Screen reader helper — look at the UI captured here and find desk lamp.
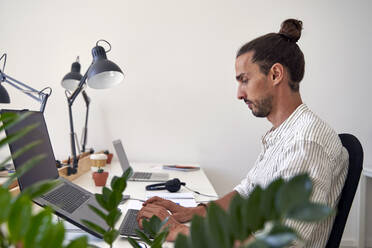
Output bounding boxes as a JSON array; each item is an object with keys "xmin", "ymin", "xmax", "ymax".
[
  {"xmin": 61, "ymin": 40, "xmax": 124, "ymax": 175},
  {"xmin": 62, "ymin": 57, "xmax": 91, "ymax": 154},
  {"xmin": 0, "ymin": 53, "xmax": 52, "ymax": 112}
]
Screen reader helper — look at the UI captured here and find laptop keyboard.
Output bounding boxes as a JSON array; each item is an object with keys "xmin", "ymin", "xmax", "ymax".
[
  {"xmin": 119, "ymin": 209, "xmax": 150, "ymax": 237},
  {"xmin": 41, "ymin": 183, "xmax": 90, "ymax": 214},
  {"xmin": 132, "ymin": 172, "xmax": 152, "ymax": 180}
]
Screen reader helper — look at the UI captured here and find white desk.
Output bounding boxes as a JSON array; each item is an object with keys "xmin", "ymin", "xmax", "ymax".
[{"xmin": 66, "ymin": 162, "xmax": 218, "ymax": 247}]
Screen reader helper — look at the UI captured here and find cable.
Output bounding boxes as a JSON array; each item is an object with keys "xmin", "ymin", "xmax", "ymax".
[
  {"xmin": 183, "ymin": 185, "xmax": 218, "ymax": 198},
  {"xmin": 129, "ymin": 197, "xmax": 145, "ymax": 202}
]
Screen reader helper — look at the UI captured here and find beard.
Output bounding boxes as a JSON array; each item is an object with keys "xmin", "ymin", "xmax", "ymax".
[{"xmin": 247, "ymin": 95, "xmax": 273, "ymax": 118}]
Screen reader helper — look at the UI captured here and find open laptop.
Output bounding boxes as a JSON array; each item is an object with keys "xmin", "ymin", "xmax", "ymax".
[
  {"xmin": 2, "ymin": 110, "xmax": 108, "ymax": 238},
  {"xmin": 112, "ymin": 139, "xmax": 168, "ymax": 182}
]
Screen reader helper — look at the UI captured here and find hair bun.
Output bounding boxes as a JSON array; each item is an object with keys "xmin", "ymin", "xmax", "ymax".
[{"xmin": 279, "ymin": 19, "xmax": 303, "ymax": 42}]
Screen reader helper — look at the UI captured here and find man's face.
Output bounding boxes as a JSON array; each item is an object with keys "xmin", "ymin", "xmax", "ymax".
[{"xmin": 235, "ymin": 51, "xmax": 273, "ymax": 118}]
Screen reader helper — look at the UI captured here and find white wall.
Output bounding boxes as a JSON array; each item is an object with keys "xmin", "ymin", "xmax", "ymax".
[{"xmin": 1, "ymin": 0, "xmax": 371, "ymax": 245}]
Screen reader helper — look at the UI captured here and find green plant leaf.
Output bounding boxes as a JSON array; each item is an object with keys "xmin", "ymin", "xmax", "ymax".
[
  {"xmin": 0, "ymin": 112, "xmax": 18, "ymax": 123},
  {"xmin": 8, "ymin": 195, "xmax": 32, "ymax": 242},
  {"xmin": 190, "ymin": 215, "xmax": 209, "ymax": 248},
  {"xmin": 0, "ymin": 187, "xmax": 12, "ymax": 223},
  {"xmin": 244, "ymin": 186, "xmax": 265, "ymax": 232},
  {"xmin": 0, "ymin": 140, "xmax": 41, "ymax": 169},
  {"xmin": 286, "ymin": 202, "xmax": 333, "ymax": 222},
  {"xmin": 228, "ymin": 193, "xmax": 246, "ymax": 241},
  {"xmin": 108, "ymin": 191, "xmax": 122, "ymax": 211},
  {"xmin": 3, "ymin": 154, "xmax": 46, "ymax": 188},
  {"xmin": 246, "ymin": 239, "xmax": 270, "ymax": 248},
  {"xmin": 152, "ymin": 230, "xmax": 169, "ymax": 247},
  {"xmin": 106, "ymin": 208, "xmax": 122, "ymax": 227},
  {"xmin": 65, "ymin": 236, "xmax": 88, "ymax": 248},
  {"xmin": 0, "ymin": 122, "xmax": 39, "ymax": 148},
  {"xmin": 43, "ymin": 221, "xmax": 66, "ymax": 248},
  {"xmin": 134, "ymin": 229, "xmax": 152, "ymax": 245},
  {"xmin": 81, "ymin": 220, "xmax": 107, "ymax": 235},
  {"xmin": 21, "ymin": 179, "xmax": 60, "ymax": 199},
  {"xmin": 0, "ymin": 112, "xmax": 31, "ymax": 133},
  {"xmin": 24, "ymin": 207, "xmax": 53, "ymax": 248},
  {"xmin": 101, "ymin": 186, "xmax": 115, "ymax": 210},
  {"xmin": 110, "ymin": 176, "xmax": 119, "ymax": 190},
  {"xmin": 122, "ymin": 167, "xmax": 133, "ymax": 181},
  {"xmin": 111, "ymin": 175, "xmax": 127, "ymax": 194},
  {"xmin": 95, "ymin": 193, "xmax": 109, "ymax": 211},
  {"xmin": 257, "ymin": 224, "xmax": 297, "ymax": 248},
  {"xmin": 260, "ymin": 178, "xmax": 284, "ymax": 221},
  {"xmin": 175, "ymin": 234, "xmax": 190, "ymax": 248},
  {"xmin": 128, "ymin": 237, "xmax": 143, "ymax": 248},
  {"xmin": 207, "ymin": 202, "xmax": 231, "ymax": 248},
  {"xmin": 88, "ymin": 204, "xmax": 108, "ymax": 222},
  {"xmin": 276, "ymin": 174, "xmax": 312, "ymax": 215},
  {"xmin": 103, "ymin": 229, "xmax": 119, "ymax": 245},
  {"xmin": 142, "ymin": 215, "xmax": 162, "ymax": 237}
]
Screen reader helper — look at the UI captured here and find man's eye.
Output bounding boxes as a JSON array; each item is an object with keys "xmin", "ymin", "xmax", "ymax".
[{"xmin": 242, "ymin": 79, "xmax": 249, "ymax": 84}]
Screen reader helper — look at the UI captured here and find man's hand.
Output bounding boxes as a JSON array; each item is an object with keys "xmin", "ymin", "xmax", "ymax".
[
  {"xmin": 143, "ymin": 196, "xmax": 199, "ymax": 222},
  {"xmin": 136, "ymin": 203, "xmax": 189, "ymax": 242}
]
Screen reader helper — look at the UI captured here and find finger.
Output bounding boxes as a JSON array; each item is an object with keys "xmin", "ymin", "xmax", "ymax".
[
  {"xmin": 137, "ymin": 204, "xmax": 160, "ymax": 222},
  {"xmin": 139, "ymin": 210, "xmax": 156, "ymax": 219},
  {"xmin": 137, "ymin": 207, "xmax": 154, "ymax": 221},
  {"xmin": 151, "ymin": 199, "xmax": 179, "ymax": 211},
  {"xmin": 138, "ymin": 217, "xmax": 145, "ymax": 229},
  {"xmin": 143, "ymin": 196, "xmax": 164, "ymax": 206}
]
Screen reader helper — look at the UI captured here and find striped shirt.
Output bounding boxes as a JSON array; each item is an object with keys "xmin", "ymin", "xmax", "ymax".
[{"xmin": 234, "ymin": 104, "xmax": 349, "ymax": 247}]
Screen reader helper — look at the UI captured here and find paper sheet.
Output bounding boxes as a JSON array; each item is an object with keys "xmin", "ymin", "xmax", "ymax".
[
  {"xmin": 146, "ymin": 192, "xmax": 194, "ymax": 199},
  {"xmin": 145, "ymin": 192, "xmax": 197, "ymax": 207}
]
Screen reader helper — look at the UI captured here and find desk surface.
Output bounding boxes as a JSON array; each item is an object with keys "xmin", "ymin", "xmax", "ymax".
[
  {"xmin": 65, "ymin": 162, "xmax": 218, "ymax": 247},
  {"xmin": 363, "ymin": 168, "xmax": 372, "ymax": 178}
]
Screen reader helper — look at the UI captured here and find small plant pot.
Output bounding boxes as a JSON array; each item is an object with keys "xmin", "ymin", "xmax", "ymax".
[
  {"xmin": 106, "ymin": 153, "xmax": 113, "ymax": 164},
  {"xmin": 92, "ymin": 171, "xmax": 109, "ymax": 186}
]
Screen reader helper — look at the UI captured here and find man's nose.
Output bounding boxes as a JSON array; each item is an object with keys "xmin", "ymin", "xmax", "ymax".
[{"xmin": 237, "ymin": 87, "xmax": 246, "ymax": 100}]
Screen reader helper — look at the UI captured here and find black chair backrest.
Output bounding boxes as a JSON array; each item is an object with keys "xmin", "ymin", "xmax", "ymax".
[{"xmin": 326, "ymin": 133, "xmax": 363, "ymax": 248}]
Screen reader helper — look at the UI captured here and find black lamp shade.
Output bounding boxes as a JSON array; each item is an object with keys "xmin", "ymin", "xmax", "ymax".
[
  {"xmin": 0, "ymin": 83, "xmax": 10, "ymax": 103},
  {"xmin": 61, "ymin": 61, "xmax": 83, "ymax": 91},
  {"xmin": 86, "ymin": 46, "xmax": 124, "ymax": 89}
]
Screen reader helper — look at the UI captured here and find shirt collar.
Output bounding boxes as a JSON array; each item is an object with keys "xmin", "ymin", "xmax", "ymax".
[{"xmin": 262, "ymin": 103, "xmax": 308, "ymax": 146}]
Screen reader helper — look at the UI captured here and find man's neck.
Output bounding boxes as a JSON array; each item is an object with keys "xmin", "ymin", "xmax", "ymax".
[{"xmin": 267, "ymin": 93, "xmax": 303, "ymax": 128}]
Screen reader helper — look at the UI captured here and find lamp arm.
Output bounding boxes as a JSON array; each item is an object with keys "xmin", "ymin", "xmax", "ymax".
[
  {"xmin": 39, "ymin": 92, "xmax": 50, "ymax": 113},
  {"xmin": 1, "ymin": 72, "xmax": 52, "ymax": 113},
  {"xmin": 81, "ymin": 90, "xmax": 90, "ymax": 153},
  {"xmin": 66, "ymin": 65, "xmax": 90, "ymax": 174},
  {"xmin": 67, "ymin": 96, "xmax": 78, "ymax": 174},
  {"xmin": 68, "ymin": 64, "xmax": 91, "ymax": 105}
]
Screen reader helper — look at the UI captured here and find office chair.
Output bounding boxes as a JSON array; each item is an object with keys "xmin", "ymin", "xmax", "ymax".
[{"xmin": 325, "ymin": 133, "xmax": 364, "ymax": 248}]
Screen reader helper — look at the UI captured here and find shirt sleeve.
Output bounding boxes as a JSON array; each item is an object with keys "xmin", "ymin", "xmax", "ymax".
[
  {"xmin": 233, "ymin": 159, "xmax": 260, "ymax": 197},
  {"xmin": 274, "ymin": 140, "xmax": 336, "ymax": 246}
]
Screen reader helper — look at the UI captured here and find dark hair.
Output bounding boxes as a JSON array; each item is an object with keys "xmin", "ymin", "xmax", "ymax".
[{"xmin": 236, "ymin": 19, "xmax": 305, "ymax": 92}]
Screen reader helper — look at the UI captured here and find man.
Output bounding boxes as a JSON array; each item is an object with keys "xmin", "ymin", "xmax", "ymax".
[{"xmin": 137, "ymin": 19, "xmax": 349, "ymax": 247}]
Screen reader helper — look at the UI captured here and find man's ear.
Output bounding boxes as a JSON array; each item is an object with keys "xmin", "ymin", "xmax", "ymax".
[{"xmin": 270, "ymin": 63, "xmax": 284, "ymax": 86}]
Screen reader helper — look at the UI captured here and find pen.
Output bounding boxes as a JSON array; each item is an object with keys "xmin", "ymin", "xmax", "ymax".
[{"xmin": 164, "ymin": 165, "xmax": 198, "ymax": 169}]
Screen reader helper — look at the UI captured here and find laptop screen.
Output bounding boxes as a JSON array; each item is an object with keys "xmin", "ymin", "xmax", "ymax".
[
  {"xmin": 2, "ymin": 110, "xmax": 59, "ymax": 190},
  {"xmin": 112, "ymin": 139, "xmax": 130, "ymax": 172}
]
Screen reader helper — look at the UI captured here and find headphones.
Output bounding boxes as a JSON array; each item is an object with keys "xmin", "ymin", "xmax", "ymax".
[{"xmin": 145, "ymin": 178, "xmax": 186, "ymax": 193}]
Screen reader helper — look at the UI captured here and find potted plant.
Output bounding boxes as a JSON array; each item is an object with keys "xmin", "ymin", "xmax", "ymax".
[
  {"xmin": 104, "ymin": 150, "xmax": 114, "ymax": 164},
  {"xmin": 92, "ymin": 167, "xmax": 109, "ymax": 186}
]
